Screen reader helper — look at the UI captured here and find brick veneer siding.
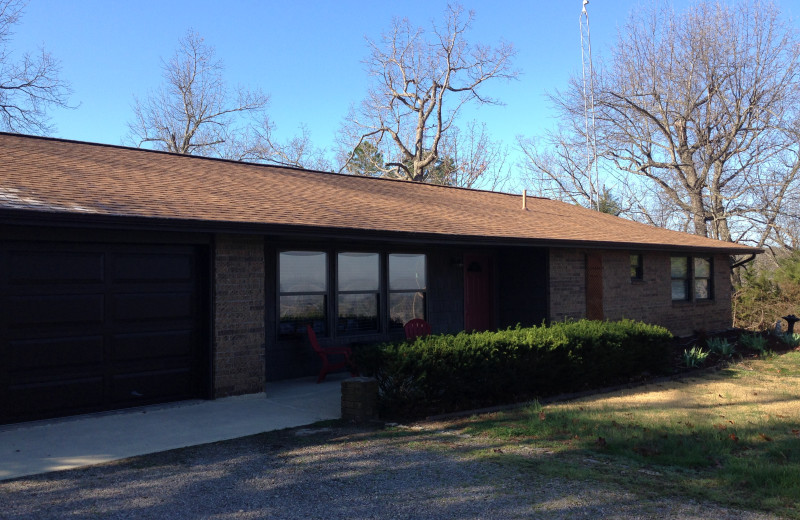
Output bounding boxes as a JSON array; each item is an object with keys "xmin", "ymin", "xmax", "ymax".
[
  {"xmin": 213, "ymin": 234, "xmax": 266, "ymax": 396},
  {"xmin": 549, "ymin": 248, "xmax": 733, "ymax": 337},
  {"xmin": 549, "ymin": 248, "xmax": 587, "ymax": 322}
]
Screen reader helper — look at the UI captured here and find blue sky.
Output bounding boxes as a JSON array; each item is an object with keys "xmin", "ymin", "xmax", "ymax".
[{"xmin": 13, "ymin": 0, "xmax": 786, "ymax": 180}]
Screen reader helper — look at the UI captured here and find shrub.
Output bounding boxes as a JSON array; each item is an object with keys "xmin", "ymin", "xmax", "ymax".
[
  {"xmin": 356, "ymin": 319, "xmax": 673, "ymax": 418},
  {"xmin": 733, "ymin": 252, "xmax": 800, "ymax": 330}
]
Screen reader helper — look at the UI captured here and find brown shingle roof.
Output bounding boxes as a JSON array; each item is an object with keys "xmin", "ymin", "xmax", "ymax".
[{"xmin": 0, "ymin": 133, "xmax": 760, "ymax": 254}]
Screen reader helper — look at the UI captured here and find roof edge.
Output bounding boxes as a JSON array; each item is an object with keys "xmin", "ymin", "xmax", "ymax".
[{"xmin": 0, "ymin": 208, "xmax": 764, "ymax": 255}]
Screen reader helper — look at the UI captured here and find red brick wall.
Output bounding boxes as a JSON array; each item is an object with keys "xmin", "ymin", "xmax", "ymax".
[
  {"xmin": 213, "ymin": 234, "xmax": 266, "ymax": 396},
  {"xmin": 549, "ymin": 248, "xmax": 733, "ymax": 337}
]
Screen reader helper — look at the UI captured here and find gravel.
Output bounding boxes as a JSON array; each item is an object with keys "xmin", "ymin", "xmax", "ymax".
[{"xmin": 0, "ymin": 423, "xmax": 783, "ymax": 520}]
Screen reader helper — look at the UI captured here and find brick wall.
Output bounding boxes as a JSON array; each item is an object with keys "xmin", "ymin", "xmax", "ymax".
[
  {"xmin": 213, "ymin": 234, "xmax": 266, "ymax": 396},
  {"xmin": 549, "ymin": 248, "xmax": 587, "ymax": 322},
  {"xmin": 549, "ymin": 248, "xmax": 733, "ymax": 337}
]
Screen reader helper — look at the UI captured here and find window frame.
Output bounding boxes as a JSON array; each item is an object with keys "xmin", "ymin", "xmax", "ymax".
[
  {"xmin": 276, "ymin": 248, "xmax": 428, "ymax": 340},
  {"xmin": 630, "ymin": 253, "xmax": 644, "ymax": 281},
  {"xmin": 336, "ymin": 251, "xmax": 382, "ymax": 335},
  {"xmin": 670, "ymin": 255, "xmax": 714, "ymax": 302},
  {"xmin": 388, "ymin": 253, "xmax": 428, "ymax": 329},
  {"xmin": 278, "ymin": 250, "xmax": 329, "ymax": 337},
  {"xmin": 693, "ymin": 256, "xmax": 713, "ymax": 301}
]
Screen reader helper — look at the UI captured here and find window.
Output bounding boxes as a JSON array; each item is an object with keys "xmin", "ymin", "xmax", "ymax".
[
  {"xmin": 694, "ymin": 257, "xmax": 712, "ymax": 300},
  {"xmin": 277, "ymin": 250, "xmax": 427, "ymax": 339},
  {"xmin": 337, "ymin": 252, "xmax": 380, "ymax": 334},
  {"xmin": 630, "ymin": 254, "xmax": 643, "ymax": 281},
  {"xmin": 279, "ymin": 251, "xmax": 327, "ymax": 336},
  {"xmin": 671, "ymin": 257, "xmax": 689, "ymax": 300},
  {"xmin": 389, "ymin": 253, "xmax": 427, "ymax": 328},
  {"xmin": 671, "ymin": 255, "xmax": 713, "ymax": 301}
]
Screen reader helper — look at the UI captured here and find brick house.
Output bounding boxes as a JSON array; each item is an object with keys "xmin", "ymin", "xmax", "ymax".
[{"xmin": 0, "ymin": 133, "xmax": 760, "ymax": 423}]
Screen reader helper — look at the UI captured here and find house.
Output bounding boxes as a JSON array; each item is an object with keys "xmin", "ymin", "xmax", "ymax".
[{"xmin": 0, "ymin": 133, "xmax": 760, "ymax": 423}]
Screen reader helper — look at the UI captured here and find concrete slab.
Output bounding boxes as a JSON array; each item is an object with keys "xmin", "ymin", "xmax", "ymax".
[{"xmin": 0, "ymin": 374, "xmax": 347, "ymax": 481}]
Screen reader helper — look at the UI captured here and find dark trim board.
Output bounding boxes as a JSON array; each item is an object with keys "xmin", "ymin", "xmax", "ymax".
[{"xmin": 0, "ymin": 239, "xmax": 211, "ymax": 424}]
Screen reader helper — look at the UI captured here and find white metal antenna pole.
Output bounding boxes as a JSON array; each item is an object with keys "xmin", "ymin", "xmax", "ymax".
[{"xmin": 580, "ymin": 0, "xmax": 600, "ymax": 211}]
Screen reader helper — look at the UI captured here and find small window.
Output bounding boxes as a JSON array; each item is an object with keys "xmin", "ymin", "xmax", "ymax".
[
  {"xmin": 694, "ymin": 257, "xmax": 712, "ymax": 300},
  {"xmin": 337, "ymin": 252, "xmax": 380, "ymax": 334},
  {"xmin": 388, "ymin": 253, "xmax": 426, "ymax": 328},
  {"xmin": 279, "ymin": 251, "xmax": 327, "ymax": 336},
  {"xmin": 630, "ymin": 254, "xmax": 643, "ymax": 281},
  {"xmin": 670, "ymin": 256, "xmax": 689, "ymax": 301}
]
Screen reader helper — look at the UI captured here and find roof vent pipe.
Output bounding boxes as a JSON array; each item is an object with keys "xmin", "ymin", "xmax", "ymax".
[{"xmin": 522, "ymin": 189, "xmax": 527, "ymax": 210}]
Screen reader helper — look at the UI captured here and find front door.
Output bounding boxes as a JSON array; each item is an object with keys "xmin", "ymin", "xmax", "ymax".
[{"xmin": 464, "ymin": 254, "xmax": 494, "ymax": 332}]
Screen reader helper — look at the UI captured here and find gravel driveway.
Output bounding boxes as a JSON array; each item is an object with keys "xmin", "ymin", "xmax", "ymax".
[{"xmin": 0, "ymin": 423, "xmax": 782, "ymax": 520}]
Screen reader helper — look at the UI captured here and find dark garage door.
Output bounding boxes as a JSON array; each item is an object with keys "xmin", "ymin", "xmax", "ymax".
[{"xmin": 0, "ymin": 242, "xmax": 209, "ymax": 424}]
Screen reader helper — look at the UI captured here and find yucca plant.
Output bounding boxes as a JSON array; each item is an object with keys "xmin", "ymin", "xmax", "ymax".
[
  {"xmin": 683, "ymin": 346, "xmax": 709, "ymax": 368},
  {"xmin": 707, "ymin": 337, "xmax": 736, "ymax": 358},
  {"xmin": 739, "ymin": 332, "xmax": 768, "ymax": 354}
]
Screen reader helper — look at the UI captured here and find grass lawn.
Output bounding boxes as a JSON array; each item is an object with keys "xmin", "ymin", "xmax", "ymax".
[{"xmin": 433, "ymin": 351, "xmax": 800, "ymax": 518}]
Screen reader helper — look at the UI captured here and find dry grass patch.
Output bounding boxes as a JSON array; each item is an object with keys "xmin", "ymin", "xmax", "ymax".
[{"xmin": 455, "ymin": 352, "xmax": 800, "ymax": 518}]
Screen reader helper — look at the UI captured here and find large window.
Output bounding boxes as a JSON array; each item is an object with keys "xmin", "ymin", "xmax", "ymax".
[
  {"xmin": 279, "ymin": 251, "xmax": 327, "ymax": 336},
  {"xmin": 278, "ymin": 250, "xmax": 427, "ymax": 338},
  {"xmin": 337, "ymin": 252, "xmax": 380, "ymax": 334},
  {"xmin": 388, "ymin": 253, "xmax": 427, "ymax": 328},
  {"xmin": 671, "ymin": 256, "xmax": 713, "ymax": 301}
]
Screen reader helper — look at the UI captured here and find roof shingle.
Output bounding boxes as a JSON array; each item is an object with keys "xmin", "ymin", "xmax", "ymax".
[{"xmin": 0, "ymin": 133, "xmax": 760, "ymax": 254}]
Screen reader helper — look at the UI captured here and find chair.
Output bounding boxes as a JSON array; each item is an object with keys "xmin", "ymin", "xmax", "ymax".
[
  {"xmin": 404, "ymin": 318, "xmax": 432, "ymax": 340},
  {"xmin": 306, "ymin": 325, "xmax": 358, "ymax": 383}
]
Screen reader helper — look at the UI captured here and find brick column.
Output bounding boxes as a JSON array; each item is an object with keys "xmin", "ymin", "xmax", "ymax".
[{"xmin": 213, "ymin": 234, "xmax": 266, "ymax": 396}]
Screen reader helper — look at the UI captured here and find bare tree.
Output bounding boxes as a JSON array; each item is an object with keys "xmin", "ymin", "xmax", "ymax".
[
  {"xmin": 531, "ymin": 0, "xmax": 800, "ymax": 246},
  {"xmin": 338, "ymin": 4, "xmax": 516, "ymax": 185},
  {"xmin": 0, "ymin": 0, "xmax": 71, "ymax": 134},
  {"xmin": 126, "ymin": 30, "xmax": 269, "ymax": 157},
  {"xmin": 247, "ymin": 117, "xmax": 331, "ymax": 171},
  {"xmin": 440, "ymin": 120, "xmax": 511, "ymax": 190},
  {"xmin": 517, "ymin": 129, "xmax": 601, "ymax": 209}
]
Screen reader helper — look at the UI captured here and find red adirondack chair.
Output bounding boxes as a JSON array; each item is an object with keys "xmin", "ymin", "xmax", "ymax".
[
  {"xmin": 306, "ymin": 325, "xmax": 358, "ymax": 383},
  {"xmin": 404, "ymin": 318, "xmax": 432, "ymax": 340}
]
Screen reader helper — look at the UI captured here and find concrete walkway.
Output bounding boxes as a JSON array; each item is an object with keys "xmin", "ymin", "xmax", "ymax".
[{"xmin": 0, "ymin": 373, "xmax": 347, "ymax": 481}]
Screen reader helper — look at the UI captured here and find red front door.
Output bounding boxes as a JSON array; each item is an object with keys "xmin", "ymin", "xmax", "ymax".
[{"xmin": 464, "ymin": 254, "xmax": 494, "ymax": 332}]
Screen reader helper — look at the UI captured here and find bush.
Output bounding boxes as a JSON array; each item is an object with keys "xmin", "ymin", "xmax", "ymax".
[
  {"xmin": 355, "ymin": 319, "xmax": 673, "ymax": 418},
  {"xmin": 734, "ymin": 251, "xmax": 800, "ymax": 331}
]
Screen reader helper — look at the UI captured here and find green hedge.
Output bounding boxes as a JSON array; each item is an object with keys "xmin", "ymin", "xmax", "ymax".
[{"xmin": 354, "ymin": 319, "xmax": 673, "ymax": 418}]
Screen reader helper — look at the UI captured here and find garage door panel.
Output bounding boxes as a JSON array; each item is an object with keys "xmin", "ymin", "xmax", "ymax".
[
  {"xmin": 112, "ymin": 253, "xmax": 194, "ymax": 282},
  {"xmin": 113, "ymin": 292, "xmax": 193, "ymax": 322},
  {"xmin": 8, "ymin": 336, "xmax": 104, "ymax": 370},
  {"xmin": 9, "ymin": 251, "xmax": 104, "ymax": 285},
  {"xmin": 1, "ymin": 241, "xmax": 209, "ymax": 424},
  {"xmin": 111, "ymin": 368, "xmax": 194, "ymax": 403},
  {"xmin": 112, "ymin": 330, "xmax": 193, "ymax": 361},
  {"xmin": 9, "ymin": 294, "xmax": 105, "ymax": 327},
  {"xmin": 5, "ymin": 377, "xmax": 105, "ymax": 416}
]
